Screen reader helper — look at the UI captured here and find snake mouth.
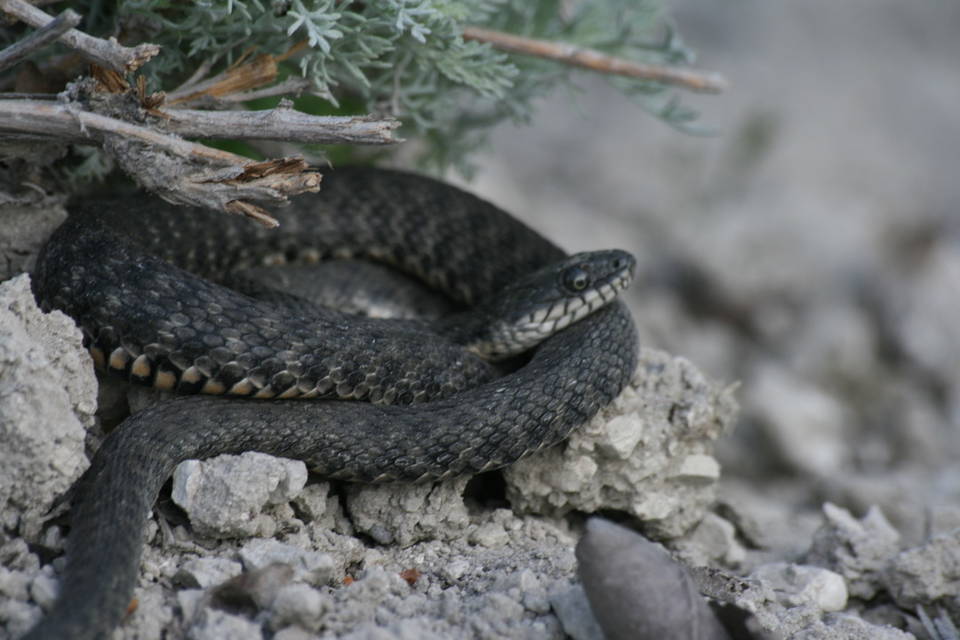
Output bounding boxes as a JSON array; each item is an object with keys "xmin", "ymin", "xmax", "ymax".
[
  {"xmin": 458, "ymin": 251, "xmax": 634, "ymax": 361},
  {"xmin": 521, "ymin": 267, "xmax": 634, "ymax": 337}
]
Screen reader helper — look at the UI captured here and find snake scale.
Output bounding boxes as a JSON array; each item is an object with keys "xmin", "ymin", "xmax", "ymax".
[{"xmin": 24, "ymin": 167, "xmax": 639, "ymax": 639}]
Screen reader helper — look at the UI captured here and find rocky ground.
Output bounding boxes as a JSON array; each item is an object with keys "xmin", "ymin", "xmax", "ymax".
[{"xmin": 2, "ymin": 1, "xmax": 959, "ymax": 639}]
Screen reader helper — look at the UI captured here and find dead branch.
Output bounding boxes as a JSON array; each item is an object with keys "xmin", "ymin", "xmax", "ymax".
[
  {"xmin": 462, "ymin": 26, "xmax": 728, "ymax": 93},
  {"xmin": 0, "ymin": 8, "xmax": 81, "ymax": 72},
  {"xmin": 0, "ymin": 0, "xmax": 159, "ymax": 72},
  {"xmin": 0, "ymin": 98, "xmax": 322, "ymax": 226},
  {"xmin": 207, "ymin": 77, "xmax": 314, "ymax": 105},
  {"xmin": 156, "ymin": 102, "xmax": 401, "ymax": 145},
  {"xmin": 165, "ymin": 53, "xmax": 281, "ymax": 106}
]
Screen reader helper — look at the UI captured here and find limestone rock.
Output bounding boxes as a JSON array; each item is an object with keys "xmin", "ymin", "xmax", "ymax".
[
  {"xmin": 0, "ymin": 274, "xmax": 96, "ymax": 541},
  {"xmin": 171, "ymin": 452, "xmax": 308, "ymax": 538},
  {"xmin": 505, "ymin": 348, "xmax": 736, "ymax": 539}
]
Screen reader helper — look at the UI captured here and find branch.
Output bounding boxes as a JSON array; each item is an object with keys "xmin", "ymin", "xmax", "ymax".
[
  {"xmin": 0, "ymin": 99, "xmax": 321, "ymax": 226},
  {"xmin": 0, "ymin": 0, "xmax": 159, "ymax": 72},
  {"xmin": 156, "ymin": 103, "xmax": 401, "ymax": 145},
  {"xmin": 204, "ymin": 77, "xmax": 314, "ymax": 105},
  {"xmin": 0, "ymin": 8, "xmax": 81, "ymax": 72},
  {"xmin": 462, "ymin": 26, "xmax": 728, "ymax": 93}
]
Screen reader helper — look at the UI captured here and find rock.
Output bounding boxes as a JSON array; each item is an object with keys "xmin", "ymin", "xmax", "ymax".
[
  {"xmin": 174, "ymin": 557, "xmax": 244, "ymax": 589},
  {"xmin": 238, "ymin": 539, "xmax": 335, "ymax": 587},
  {"xmin": 506, "ymin": 349, "xmax": 736, "ymax": 539},
  {"xmin": 550, "ymin": 584, "xmax": 605, "ymax": 640},
  {"xmin": 291, "ymin": 482, "xmax": 331, "ymax": 523},
  {"xmin": 0, "ymin": 198, "xmax": 66, "ymax": 281},
  {"xmin": 122, "ymin": 585, "xmax": 174, "ymax": 640},
  {"xmin": 209, "ymin": 563, "xmax": 295, "ymax": 613},
  {"xmin": 927, "ymin": 505, "xmax": 960, "ymax": 538},
  {"xmin": 745, "ymin": 363, "xmax": 851, "ymax": 477},
  {"xmin": 0, "ymin": 274, "xmax": 96, "ymax": 541},
  {"xmin": 468, "ymin": 521, "xmax": 510, "ymax": 548},
  {"xmin": 0, "ymin": 597, "xmax": 41, "ymax": 640},
  {"xmin": 793, "ymin": 613, "xmax": 917, "ymax": 640},
  {"xmin": 186, "ymin": 608, "xmax": 264, "ymax": 640},
  {"xmin": 269, "ymin": 583, "xmax": 328, "ymax": 633},
  {"xmin": 0, "ymin": 567, "xmax": 32, "ymax": 603},
  {"xmin": 674, "ymin": 512, "xmax": 746, "ymax": 568},
  {"xmin": 171, "ymin": 452, "xmax": 308, "ymax": 538},
  {"xmin": 805, "ymin": 503, "xmax": 900, "ymax": 600},
  {"xmin": 884, "ymin": 528, "xmax": 960, "ymax": 614},
  {"xmin": 892, "ymin": 242, "xmax": 960, "ymax": 404},
  {"xmin": 750, "ymin": 563, "xmax": 848, "ymax": 613},
  {"xmin": 576, "ymin": 518, "xmax": 730, "ymax": 640},
  {"xmin": 345, "ymin": 478, "xmax": 470, "ymax": 547},
  {"xmin": 27, "ymin": 570, "xmax": 58, "ymax": 611}
]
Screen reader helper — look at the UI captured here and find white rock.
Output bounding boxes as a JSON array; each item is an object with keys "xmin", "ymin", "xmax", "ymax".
[
  {"xmin": 174, "ymin": 557, "xmax": 243, "ymax": 589},
  {"xmin": 345, "ymin": 477, "xmax": 470, "ymax": 547},
  {"xmin": 171, "ymin": 452, "xmax": 308, "ymax": 538},
  {"xmin": 751, "ymin": 562, "xmax": 848, "ymax": 613},
  {"xmin": 505, "ymin": 349, "xmax": 737, "ymax": 539},
  {"xmin": 239, "ymin": 539, "xmax": 335, "ymax": 587},
  {"xmin": 0, "ymin": 275, "xmax": 96, "ymax": 541},
  {"xmin": 746, "ymin": 363, "xmax": 850, "ymax": 477}
]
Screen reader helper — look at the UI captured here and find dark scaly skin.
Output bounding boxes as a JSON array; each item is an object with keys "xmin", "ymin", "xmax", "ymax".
[{"xmin": 25, "ymin": 167, "xmax": 639, "ymax": 640}]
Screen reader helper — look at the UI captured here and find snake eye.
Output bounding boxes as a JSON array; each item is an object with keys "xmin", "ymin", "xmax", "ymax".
[{"xmin": 563, "ymin": 266, "xmax": 590, "ymax": 292}]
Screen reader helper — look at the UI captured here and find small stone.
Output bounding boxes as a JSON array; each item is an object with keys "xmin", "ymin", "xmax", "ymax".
[
  {"xmin": 516, "ymin": 570, "xmax": 550, "ymax": 614},
  {"xmin": 442, "ymin": 559, "xmax": 470, "ymax": 583},
  {"xmin": 598, "ymin": 415, "xmax": 644, "ymax": 459},
  {"xmin": 805, "ymin": 503, "xmax": 900, "ymax": 600},
  {"xmin": 270, "ymin": 583, "xmax": 326, "ymax": 632},
  {"xmin": 239, "ymin": 538, "xmax": 335, "ymax": 586},
  {"xmin": 345, "ymin": 478, "xmax": 469, "ymax": 547},
  {"xmin": 469, "ymin": 522, "xmax": 510, "ymax": 548},
  {"xmin": 576, "ymin": 518, "xmax": 730, "ymax": 640},
  {"xmin": 174, "ymin": 557, "xmax": 243, "ymax": 589},
  {"xmin": 29, "ymin": 571, "xmax": 59, "ymax": 611},
  {"xmin": 187, "ymin": 608, "xmax": 263, "ymax": 640},
  {"xmin": 0, "ymin": 567, "xmax": 31, "ymax": 601},
  {"xmin": 746, "ymin": 364, "xmax": 850, "ymax": 476},
  {"xmin": 751, "ymin": 563, "xmax": 848, "ymax": 613},
  {"xmin": 671, "ymin": 454, "xmax": 722, "ymax": 483},
  {"xmin": 883, "ymin": 528, "xmax": 960, "ymax": 608},
  {"xmin": 674, "ymin": 512, "xmax": 746, "ymax": 567},
  {"xmin": 272, "ymin": 626, "xmax": 315, "ymax": 640},
  {"xmin": 0, "ymin": 598, "xmax": 42, "ymax": 638},
  {"xmin": 177, "ymin": 589, "xmax": 205, "ymax": 624},
  {"xmin": 291, "ymin": 482, "xmax": 330, "ymax": 522},
  {"xmin": 927, "ymin": 504, "xmax": 960, "ymax": 537},
  {"xmin": 209, "ymin": 563, "xmax": 294, "ymax": 612},
  {"xmin": 549, "ymin": 584, "xmax": 606, "ymax": 640},
  {"xmin": 171, "ymin": 452, "xmax": 308, "ymax": 538}
]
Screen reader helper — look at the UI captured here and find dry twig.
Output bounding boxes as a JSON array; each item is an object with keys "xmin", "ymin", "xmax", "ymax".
[
  {"xmin": 0, "ymin": 0, "xmax": 159, "ymax": 72},
  {"xmin": 0, "ymin": 98, "xmax": 322, "ymax": 226},
  {"xmin": 157, "ymin": 103, "xmax": 400, "ymax": 145},
  {"xmin": 462, "ymin": 26, "xmax": 728, "ymax": 93},
  {"xmin": 0, "ymin": 8, "xmax": 81, "ymax": 72}
]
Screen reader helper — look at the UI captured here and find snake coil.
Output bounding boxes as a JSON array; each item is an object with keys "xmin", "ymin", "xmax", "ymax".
[{"xmin": 25, "ymin": 167, "xmax": 639, "ymax": 639}]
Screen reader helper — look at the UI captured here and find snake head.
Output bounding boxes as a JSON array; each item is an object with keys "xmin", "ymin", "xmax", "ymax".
[{"xmin": 450, "ymin": 249, "xmax": 636, "ymax": 360}]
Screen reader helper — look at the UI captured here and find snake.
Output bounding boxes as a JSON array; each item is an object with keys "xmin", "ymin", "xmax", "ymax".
[{"xmin": 23, "ymin": 167, "xmax": 639, "ymax": 640}]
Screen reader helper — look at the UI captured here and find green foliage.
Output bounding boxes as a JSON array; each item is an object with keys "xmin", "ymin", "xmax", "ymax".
[{"xmin": 16, "ymin": 1, "xmax": 704, "ymax": 173}]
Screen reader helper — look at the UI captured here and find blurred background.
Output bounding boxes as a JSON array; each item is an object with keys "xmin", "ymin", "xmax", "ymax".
[{"xmin": 454, "ymin": 0, "xmax": 960, "ymax": 549}]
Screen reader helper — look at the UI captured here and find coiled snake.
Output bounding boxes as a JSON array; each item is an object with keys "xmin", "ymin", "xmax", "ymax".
[{"xmin": 25, "ymin": 167, "xmax": 639, "ymax": 639}]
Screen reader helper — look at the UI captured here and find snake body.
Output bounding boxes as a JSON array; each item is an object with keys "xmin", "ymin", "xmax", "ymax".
[{"xmin": 25, "ymin": 167, "xmax": 639, "ymax": 639}]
